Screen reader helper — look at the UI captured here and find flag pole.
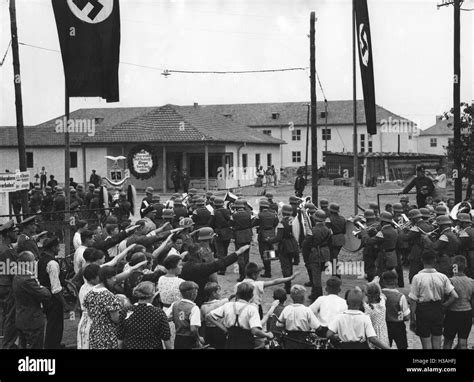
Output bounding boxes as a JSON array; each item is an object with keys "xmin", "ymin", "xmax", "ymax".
[
  {"xmin": 310, "ymin": 11, "xmax": 318, "ymax": 205},
  {"xmin": 64, "ymin": 87, "xmax": 71, "ymax": 259},
  {"xmin": 352, "ymin": 0, "xmax": 359, "ymax": 215}
]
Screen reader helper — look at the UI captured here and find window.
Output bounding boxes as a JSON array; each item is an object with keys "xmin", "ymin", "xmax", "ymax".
[
  {"xmin": 263, "ymin": 130, "xmax": 272, "ymax": 136},
  {"xmin": 320, "ymin": 111, "xmax": 327, "ymax": 118},
  {"xmin": 292, "ymin": 151, "xmax": 301, "ymax": 163},
  {"xmin": 267, "ymin": 153, "xmax": 272, "ymax": 167},
  {"xmin": 26, "ymin": 152, "xmax": 33, "ymax": 168},
  {"xmin": 368, "ymin": 138, "xmax": 373, "ymax": 153},
  {"xmin": 322, "ymin": 128, "xmax": 331, "ymax": 141},
  {"xmin": 408, "ymin": 134, "xmax": 412, "ymax": 140},
  {"xmin": 271, "ymin": 112, "xmax": 280, "ymax": 120},
  {"xmin": 242, "ymin": 154, "xmax": 248, "ymax": 169},
  {"xmin": 292, "ymin": 129, "xmax": 301, "ymax": 141},
  {"xmin": 70, "ymin": 152, "xmax": 78, "ymax": 168},
  {"xmin": 360, "ymin": 134, "xmax": 365, "ymax": 152},
  {"xmin": 255, "ymin": 153, "xmax": 260, "ymax": 168},
  {"xmin": 430, "ymin": 138, "xmax": 437, "ymax": 147}
]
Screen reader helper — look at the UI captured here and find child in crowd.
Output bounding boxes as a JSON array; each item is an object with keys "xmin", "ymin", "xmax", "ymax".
[
  {"xmin": 276, "ymin": 285, "xmax": 320, "ymax": 349},
  {"xmin": 408, "ymin": 251, "xmax": 458, "ymax": 349},
  {"xmin": 309, "ymin": 277, "xmax": 348, "ymax": 337},
  {"xmin": 200, "ymin": 282, "xmax": 230, "ymax": 349},
  {"xmin": 363, "ymin": 282, "xmax": 390, "ymax": 349},
  {"xmin": 166, "ymin": 281, "xmax": 205, "ymax": 349},
  {"xmin": 235, "ymin": 262, "xmax": 297, "ymax": 318},
  {"xmin": 381, "ymin": 270, "xmax": 410, "ymax": 349},
  {"xmin": 265, "ymin": 288, "xmax": 287, "ymax": 336},
  {"xmin": 442, "ymin": 256, "xmax": 474, "ymax": 349},
  {"xmin": 327, "ymin": 288, "xmax": 389, "ymax": 349}
]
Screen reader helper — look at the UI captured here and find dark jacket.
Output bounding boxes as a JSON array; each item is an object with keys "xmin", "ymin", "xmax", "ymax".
[
  {"xmin": 181, "ymin": 252, "xmax": 239, "ymax": 306},
  {"xmin": 12, "ymin": 274, "xmax": 52, "ymax": 330}
]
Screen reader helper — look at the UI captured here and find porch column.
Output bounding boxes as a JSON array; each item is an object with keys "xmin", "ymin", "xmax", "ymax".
[
  {"xmin": 82, "ymin": 146, "xmax": 87, "ymax": 187},
  {"xmin": 204, "ymin": 144, "xmax": 209, "ymax": 191},
  {"xmin": 162, "ymin": 146, "xmax": 167, "ymax": 193},
  {"xmin": 182, "ymin": 151, "xmax": 187, "ymax": 171}
]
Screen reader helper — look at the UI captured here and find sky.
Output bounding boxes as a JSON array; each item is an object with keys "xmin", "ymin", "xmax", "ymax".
[{"xmin": 0, "ymin": 0, "xmax": 473, "ymax": 130}]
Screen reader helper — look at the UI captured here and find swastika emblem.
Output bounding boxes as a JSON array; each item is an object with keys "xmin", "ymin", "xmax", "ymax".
[
  {"xmin": 67, "ymin": 0, "xmax": 114, "ymax": 24},
  {"xmin": 358, "ymin": 23, "xmax": 370, "ymax": 67}
]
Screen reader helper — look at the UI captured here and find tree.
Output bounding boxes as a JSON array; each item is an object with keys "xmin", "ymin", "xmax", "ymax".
[{"xmin": 444, "ymin": 102, "xmax": 474, "ymax": 200}]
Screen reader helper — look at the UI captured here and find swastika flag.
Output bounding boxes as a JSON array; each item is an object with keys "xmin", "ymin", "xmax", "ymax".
[
  {"xmin": 52, "ymin": 0, "xmax": 121, "ymax": 102},
  {"xmin": 354, "ymin": 0, "xmax": 376, "ymax": 135}
]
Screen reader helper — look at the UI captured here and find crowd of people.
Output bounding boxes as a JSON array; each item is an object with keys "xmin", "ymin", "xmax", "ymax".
[{"xmin": 0, "ymin": 163, "xmax": 473, "ymax": 350}]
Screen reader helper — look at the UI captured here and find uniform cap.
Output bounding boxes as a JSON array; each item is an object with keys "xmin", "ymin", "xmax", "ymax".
[
  {"xmin": 162, "ymin": 209, "xmax": 175, "ymax": 218},
  {"xmin": 195, "ymin": 198, "xmax": 205, "ymax": 207},
  {"xmin": 408, "ymin": 209, "xmax": 422, "ymax": 220},
  {"xmin": 282, "ymin": 205, "xmax": 293, "ymax": 216},
  {"xmin": 399, "ymin": 195, "xmax": 409, "ymax": 202},
  {"xmin": 174, "ymin": 198, "xmax": 183, "ymax": 206},
  {"xmin": 265, "ymin": 193, "xmax": 273, "ymax": 199},
  {"xmin": 259, "ymin": 199, "xmax": 270, "ymax": 208},
  {"xmin": 198, "ymin": 227, "xmax": 215, "ymax": 241},
  {"xmin": 457, "ymin": 213, "xmax": 471, "ymax": 223},
  {"xmin": 314, "ymin": 210, "xmax": 327, "ymax": 222},
  {"xmin": 329, "ymin": 203, "xmax": 340, "ymax": 213},
  {"xmin": 436, "ymin": 215, "xmax": 451, "ymax": 226},
  {"xmin": 364, "ymin": 209, "xmax": 376, "ymax": 219},
  {"xmin": 289, "ymin": 196, "xmax": 300, "ymax": 205},
  {"xmin": 369, "ymin": 202, "xmax": 379, "ymax": 210},
  {"xmin": 435, "ymin": 205, "xmax": 448, "ymax": 215},
  {"xmin": 379, "ymin": 211, "xmax": 393, "ymax": 223},
  {"xmin": 145, "ymin": 187, "xmax": 154, "ymax": 194},
  {"xmin": 392, "ymin": 203, "xmax": 403, "ymax": 213},
  {"xmin": 419, "ymin": 208, "xmax": 431, "ymax": 218},
  {"xmin": 305, "ymin": 203, "xmax": 317, "ymax": 211}
]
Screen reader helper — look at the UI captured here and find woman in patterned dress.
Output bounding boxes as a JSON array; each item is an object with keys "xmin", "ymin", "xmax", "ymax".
[
  {"xmin": 117, "ymin": 281, "xmax": 171, "ymax": 349},
  {"xmin": 77, "ymin": 264, "xmax": 100, "ymax": 349},
  {"xmin": 363, "ymin": 282, "xmax": 390, "ymax": 349},
  {"xmin": 83, "ymin": 266, "xmax": 123, "ymax": 349}
]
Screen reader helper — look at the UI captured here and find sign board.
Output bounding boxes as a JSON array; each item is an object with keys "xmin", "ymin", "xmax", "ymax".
[
  {"xmin": 0, "ymin": 171, "xmax": 30, "ymax": 193},
  {"xmin": 132, "ymin": 149, "xmax": 153, "ymax": 174}
]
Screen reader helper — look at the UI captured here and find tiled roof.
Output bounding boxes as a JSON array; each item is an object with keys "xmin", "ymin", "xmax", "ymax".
[
  {"xmin": 194, "ymin": 100, "xmax": 411, "ymax": 127},
  {"xmin": 326, "ymin": 152, "xmax": 444, "ymax": 158},
  {"xmin": 0, "ymin": 105, "xmax": 283, "ymax": 147},
  {"xmin": 418, "ymin": 117, "xmax": 453, "ymax": 136}
]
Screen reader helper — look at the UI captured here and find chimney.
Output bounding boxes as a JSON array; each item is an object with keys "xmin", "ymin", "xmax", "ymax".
[{"xmin": 193, "ymin": 102, "xmax": 198, "ymax": 108}]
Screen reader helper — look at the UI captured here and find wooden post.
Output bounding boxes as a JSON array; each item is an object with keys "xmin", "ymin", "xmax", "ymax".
[
  {"xmin": 162, "ymin": 146, "xmax": 167, "ymax": 193},
  {"xmin": 310, "ymin": 12, "xmax": 318, "ymax": 204},
  {"xmin": 352, "ymin": 0, "xmax": 359, "ymax": 215},
  {"xmin": 9, "ymin": 0, "xmax": 28, "ymax": 217},
  {"xmin": 64, "ymin": 90, "xmax": 71, "ymax": 259},
  {"xmin": 82, "ymin": 146, "xmax": 87, "ymax": 187},
  {"xmin": 305, "ymin": 104, "xmax": 310, "ymax": 181},
  {"xmin": 453, "ymin": 0, "xmax": 462, "ymax": 203},
  {"xmin": 204, "ymin": 144, "xmax": 209, "ymax": 191}
]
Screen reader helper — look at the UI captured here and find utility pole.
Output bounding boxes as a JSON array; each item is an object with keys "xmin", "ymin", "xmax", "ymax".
[
  {"xmin": 9, "ymin": 0, "xmax": 29, "ymax": 217},
  {"xmin": 305, "ymin": 104, "xmax": 310, "ymax": 182},
  {"xmin": 310, "ymin": 12, "xmax": 318, "ymax": 204},
  {"xmin": 438, "ymin": 0, "xmax": 462, "ymax": 203},
  {"xmin": 352, "ymin": 0, "xmax": 359, "ymax": 215}
]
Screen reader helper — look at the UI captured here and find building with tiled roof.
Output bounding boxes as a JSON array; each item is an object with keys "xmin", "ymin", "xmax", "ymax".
[
  {"xmin": 190, "ymin": 100, "xmax": 417, "ymax": 167},
  {"xmin": 416, "ymin": 116, "xmax": 453, "ymax": 156}
]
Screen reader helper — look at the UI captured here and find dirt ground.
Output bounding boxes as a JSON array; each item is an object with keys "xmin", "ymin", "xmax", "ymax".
[{"xmin": 61, "ymin": 182, "xmax": 473, "ymax": 349}]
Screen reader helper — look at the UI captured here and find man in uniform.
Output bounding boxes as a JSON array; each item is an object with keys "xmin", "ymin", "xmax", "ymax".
[
  {"xmin": 192, "ymin": 198, "xmax": 212, "ymax": 231},
  {"xmin": 76, "ymin": 184, "xmax": 86, "ymax": 204},
  {"xmin": 17, "ymin": 216, "xmax": 40, "ymax": 259},
  {"xmin": 289, "ymin": 196, "xmax": 304, "ymax": 265},
  {"xmin": 265, "ymin": 193, "xmax": 279, "ymax": 214},
  {"xmin": 267, "ymin": 205, "xmax": 299, "ymax": 294},
  {"xmin": 230, "ymin": 199, "xmax": 253, "ymax": 282},
  {"xmin": 374, "ymin": 212, "xmax": 398, "ymax": 277},
  {"xmin": 113, "ymin": 192, "xmax": 132, "ymax": 225},
  {"xmin": 181, "ymin": 169, "xmax": 190, "ymax": 193},
  {"xmin": 29, "ymin": 185, "xmax": 42, "ymax": 214},
  {"xmin": 70, "ymin": 188, "xmax": 84, "ymax": 213},
  {"xmin": 401, "ymin": 165, "xmax": 435, "ymax": 208},
  {"xmin": 41, "ymin": 186, "xmax": 54, "ymax": 222},
  {"xmin": 369, "ymin": 202, "xmax": 380, "ymax": 218},
  {"xmin": 429, "ymin": 215, "xmax": 459, "ymax": 277},
  {"xmin": 171, "ymin": 166, "xmax": 180, "ymax": 193},
  {"xmin": 400, "ymin": 209, "xmax": 435, "ymax": 283},
  {"xmin": 294, "ymin": 168, "xmax": 306, "ymax": 198},
  {"xmin": 211, "ymin": 198, "xmax": 233, "ymax": 275},
  {"xmin": 359, "ymin": 209, "xmax": 379, "ymax": 282},
  {"xmin": 89, "ymin": 170, "xmax": 101, "ymax": 188},
  {"xmin": 84, "ymin": 184, "xmax": 95, "ymax": 209},
  {"xmin": 302, "ymin": 210, "xmax": 332, "ymax": 301},
  {"xmin": 152, "ymin": 196, "xmax": 165, "ymax": 228},
  {"xmin": 319, "ymin": 198, "xmax": 330, "ymax": 218},
  {"xmin": 38, "ymin": 237, "xmax": 67, "ymax": 349},
  {"xmin": 140, "ymin": 187, "xmax": 154, "ymax": 218},
  {"xmin": 399, "ymin": 195, "xmax": 411, "ymax": 215},
  {"xmin": 327, "ymin": 203, "xmax": 346, "ymax": 265},
  {"xmin": 173, "ymin": 198, "xmax": 189, "ymax": 222},
  {"xmin": 0, "ymin": 221, "xmax": 19, "ymax": 349},
  {"xmin": 457, "ymin": 213, "xmax": 474, "ymax": 278},
  {"xmin": 253, "ymin": 199, "xmax": 279, "ymax": 279}
]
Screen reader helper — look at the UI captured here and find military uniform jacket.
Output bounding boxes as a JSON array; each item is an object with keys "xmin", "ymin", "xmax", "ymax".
[
  {"xmin": 269, "ymin": 217, "xmax": 299, "ymax": 255},
  {"xmin": 432, "ymin": 228, "xmax": 460, "ymax": 257},
  {"xmin": 403, "ymin": 220, "xmax": 434, "ymax": 261},
  {"xmin": 212, "ymin": 208, "xmax": 233, "ymax": 241},
  {"xmin": 0, "ymin": 243, "xmax": 17, "ymax": 287},
  {"xmin": 231, "ymin": 210, "xmax": 253, "ymax": 244},
  {"xmin": 192, "ymin": 208, "xmax": 212, "ymax": 229},
  {"xmin": 17, "ymin": 234, "xmax": 40, "ymax": 260},
  {"xmin": 268, "ymin": 201, "xmax": 279, "ymax": 214},
  {"xmin": 302, "ymin": 223, "xmax": 332, "ymax": 263},
  {"xmin": 174, "ymin": 206, "xmax": 189, "ymax": 221},
  {"xmin": 140, "ymin": 196, "xmax": 154, "ymax": 218},
  {"xmin": 328, "ymin": 214, "xmax": 346, "ymax": 247},
  {"xmin": 375, "ymin": 225, "xmax": 398, "ymax": 252},
  {"xmin": 254, "ymin": 210, "xmax": 278, "ymax": 242},
  {"xmin": 41, "ymin": 194, "xmax": 54, "ymax": 213},
  {"xmin": 458, "ymin": 226, "xmax": 474, "ymax": 256}
]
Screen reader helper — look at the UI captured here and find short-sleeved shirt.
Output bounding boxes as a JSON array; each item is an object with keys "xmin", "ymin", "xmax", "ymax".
[
  {"xmin": 448, "ymin": 274, "xmax": 474, "ymax": 312},
  {"xmin": 234, "ymin": 279, "xmax": 265, "ymax": 306},
  {"xmin": 166, "ymin": 299, "xmax": 201, "ymax": 336},
  {"xmin": 201, "ymin": 298, "xmax": 229, "ymax": 327},
  {"xmin": 277, "ymin": 304, "xmax": 320, "ymax": 331},
  {"xmin": 328, "ymin": 310, "xmax": 376, "ymax": 342},
  {"xmin": 73, "ymin": 232, "xmax": 82, "ymax": 251},
  {"xmin": 408, "ymin": 268, "xmax": 455, "ymax": 303},
  {"xmin": 117, "ymin": 303, "xmax": 170, "ymax": 349},
  {"xmin": 309, "ymin": 294, "xmax": 348, "ymax": 327},
  {"xmin": 157, "ymin": 276, "xmax": 184, "ymax": 306},
  {"xmin": 74, "ymin": 246, "xmax": 87, "ymax": 274},
  {"xmin": 209, "ymin": 300, "xmax": 262, "ymax": 330}
]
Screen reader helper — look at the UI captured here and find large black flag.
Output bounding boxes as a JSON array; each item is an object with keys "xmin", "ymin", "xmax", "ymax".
[
  {"xmin": 52, "ymin": 0, "xmax": 121, "ymax": 102},
  {"xmin": 354, "ymin": 0, "xmax": 376, "ymax": 135}
]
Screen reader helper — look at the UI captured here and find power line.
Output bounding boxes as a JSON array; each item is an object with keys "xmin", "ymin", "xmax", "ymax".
[
  {"xmin": 0, "ymin": 40, "xmax": 11, "ymax": 67},
  {"xmin": 17, "ymin": 42, "xmax": 309, "ymax": 75}
]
